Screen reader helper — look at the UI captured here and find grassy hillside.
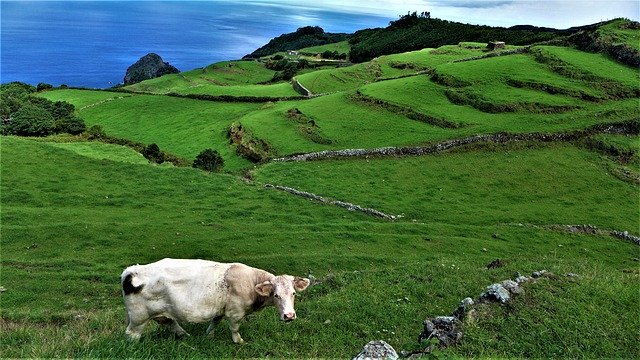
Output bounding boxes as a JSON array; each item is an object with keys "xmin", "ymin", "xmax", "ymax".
[
  {"xmin": 348, "ymin": 13, "xmax": 572, "ymax": 62},
  {"xmin": 39, "ymin": 90, "xmax": 261, "ymax": 171},
  {"xmin": 2, "ymin": 136, "xmax": 638, "ymax": 358},
  {"xmin": 2, "ymin": 19, "xmax": 639, "ymax": 359},
  {"xmin": 122, "ymin": 61, "xmax": 299, "ymax": 98}
]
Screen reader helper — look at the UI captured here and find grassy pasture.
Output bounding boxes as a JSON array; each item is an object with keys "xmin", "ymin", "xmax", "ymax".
[
  {"xmin": 598, "ymin": 19, "xmax": 640, "ymax": 51},
  {"xmin": 123, "ymin": 60, "xmax": 299, "ymax": 97},
  {"xmin": 539, "ymin": 46, "xmax": 640, "ymax": 87},
  {"xmin": 47, "ymin": 142, "xmax": 150, "ymax": 165},
  {"xmin": 295, "ymin": 45, "xmax": 491, "ymax": 94},
  {"xmin": 254, "ymin": 143, "xmax": 639, "ymax": 231},
  {"xmin": 239, "ymin": 93, "xmax": 455, "ymax": 156},
  {"xmin": 39, "ymin": 89, "xmax": 135, "ymax": 109},
  {"xmin": 1, "ymin": 136, "xmax": 638, "ymax": 358},
  {"xmin": 40, "ymin": 89, "xmax": 262, "ymax": 171}
]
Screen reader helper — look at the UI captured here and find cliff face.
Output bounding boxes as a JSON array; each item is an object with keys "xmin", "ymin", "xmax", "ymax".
[{"xmin": 123, "ymin": 53, "xmax": 179, "ymax": 85}]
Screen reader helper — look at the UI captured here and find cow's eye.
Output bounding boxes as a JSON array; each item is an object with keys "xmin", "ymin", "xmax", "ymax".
[
  {"xmin": 274, "ymin": 294, "xmax": 280, "ymax": 299},
  {"xmin": 293, "ymin": 292, "xmax": 296, "ymax": 296}
]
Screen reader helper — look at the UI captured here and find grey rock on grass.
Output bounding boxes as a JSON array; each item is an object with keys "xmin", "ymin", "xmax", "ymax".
[{"xmin": 353, "ymin": 340, "xmax": 398, "ymax": 360}]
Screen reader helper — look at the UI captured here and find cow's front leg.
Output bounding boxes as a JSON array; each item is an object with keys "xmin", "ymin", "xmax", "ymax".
[
  {"xmin": 169, "ymin": 320, "xmax": 189, "ymax": 338},
  {"xmin": 206, "ymin": 315, "xmax": 224, "ymax": 337},
  {"xmin": 228, "ymin": 317, "xmax": 245, "ymax": 344}
]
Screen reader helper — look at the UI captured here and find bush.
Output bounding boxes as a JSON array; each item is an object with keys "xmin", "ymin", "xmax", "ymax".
[
  {"xmin": 193, "ymin": 149, "xmax": 224, "ymax": 172},
  {"xmin": 142, "ymin": 143, "xmax": 164, "ymax": 164},
  {"xmin": 55, "ymin": 115, "xmax": 86, "ymax": 135},
  {"xmin": 36, "ymin": 83, "xmax": 53, "ymax": 92},
  {"xmin": 85, "ymin": 124, "xmax": 106, "ymax": 139}
]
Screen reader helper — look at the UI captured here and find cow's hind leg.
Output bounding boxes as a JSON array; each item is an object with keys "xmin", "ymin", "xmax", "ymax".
[
  {"xmin": 125, "ymin": 316, "xmax": 149, "ymax": 341},
  {"xmin": 206, "ymin": 315, "xmax": 224, "ymax": 337},
  {"xmin": 154, "ymin": 317, "xmax": 189, "ymax": 338}
]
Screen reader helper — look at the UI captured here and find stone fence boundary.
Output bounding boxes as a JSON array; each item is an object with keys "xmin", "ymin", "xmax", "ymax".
[
  {"xmin": 273, "ymin": 122, "xmax": 637, "ymax": 162},
  {"xmin": 291, "ymin": 77, "xmax": 312, "ymax": 97},
  {"xmin": 273, "ymin": 132, "xmax": 573, "ymax": 162},
  {"xmin": 264, "ymin": 184, "xmax": 402, "ymax": 220},
  {"xmin": 453, "ymin": 46, "xmax": 531, "ymax": 63}
]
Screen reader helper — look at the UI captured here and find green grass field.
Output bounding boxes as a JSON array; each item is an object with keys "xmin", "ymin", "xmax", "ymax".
[
  {"xmin": 2, "ymin": 20, "xmax": 639, "ymax": 359},
  {"xmin": 2, "ymin": 136, "xmax": 638, "ymax": 358}
]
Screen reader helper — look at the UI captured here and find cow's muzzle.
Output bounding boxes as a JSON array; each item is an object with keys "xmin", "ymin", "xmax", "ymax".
[{"xmin": 283, "ymin": 312, "xmax": 296, "ymax": 322}]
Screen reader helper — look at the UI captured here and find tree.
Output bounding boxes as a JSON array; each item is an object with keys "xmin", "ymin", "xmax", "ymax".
[
  {"xmin": 51, "ymin": 101, "xmax": 75, "ymax": 119},
  {"xmin": 193, "ymin": 149, "xmax": 224, "ymax": 172},
  {"xmin": 5, "ymin": 104, "xmax": 55, "ymax": 136}
]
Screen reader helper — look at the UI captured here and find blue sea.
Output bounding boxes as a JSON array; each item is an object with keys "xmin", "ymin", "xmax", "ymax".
[{"xmin": 1, "ymin": 1, "xmax": 392, "ymax": 88}]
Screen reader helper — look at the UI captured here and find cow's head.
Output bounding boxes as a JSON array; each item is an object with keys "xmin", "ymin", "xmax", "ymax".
[{"xmin": 255, "ymin": 275, "xmax": 310, "ymax": 322}]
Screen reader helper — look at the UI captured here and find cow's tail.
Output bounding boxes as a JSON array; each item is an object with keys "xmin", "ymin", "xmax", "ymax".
[{"xmin": 121, "ymin": 271, "xmax": 144, "ymax": 296}]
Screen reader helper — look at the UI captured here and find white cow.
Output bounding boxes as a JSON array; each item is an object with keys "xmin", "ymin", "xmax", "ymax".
[{"xmin": 121, "ymin": 258, "xmax": 310, "ymax": 343}]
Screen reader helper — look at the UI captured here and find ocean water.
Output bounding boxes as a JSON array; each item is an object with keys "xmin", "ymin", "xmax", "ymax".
[{"xmin": 1, "ymin": 1, "xmax": 391, "ymax": 88}]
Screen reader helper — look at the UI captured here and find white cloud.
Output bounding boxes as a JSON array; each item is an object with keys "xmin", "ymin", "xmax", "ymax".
[
  {"xmin": 246, "ymin": 0, "xmax": 639, "ymax": 28},
  {"xmin": 428, "ymin": 0, "xmax": 639, "ymax": 28}
]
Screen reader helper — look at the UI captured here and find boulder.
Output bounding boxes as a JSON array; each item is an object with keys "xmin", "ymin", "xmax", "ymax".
[
  {"xmin": 480, "ymin": 283, "xmax": 511, "ymax": 304},
  {"xmin": 500, "ymin": 279, "xmax": 523, "ymax": 295},
  {"xmin": 123, "ymin": 53, "xmax": 179, "ymax": 85},
  {"xmin": 451, "ymin": 297, "xmax": 474, "ymax": 321},
  {"xmin": 418, "ymin": 316, "xmax": 463, "ymax": 347},
  {"xmin": 353, "ymin": 340, "xmax": 398, "ymax": 360}
]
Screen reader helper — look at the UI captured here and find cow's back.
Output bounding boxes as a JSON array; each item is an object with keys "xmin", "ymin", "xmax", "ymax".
[{"xmin": 122, "ymin": 258, "xmax": 232, "ymax": 323}]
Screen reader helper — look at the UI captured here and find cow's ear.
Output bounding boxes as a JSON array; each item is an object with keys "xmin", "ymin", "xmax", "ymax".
[
  {"xmin": 255, "ymin": 280, "xmax": 273, "ymax": 297},
  {"xmin": 293, "ymin": 277, "xmax": 310, "ymax": 292}
]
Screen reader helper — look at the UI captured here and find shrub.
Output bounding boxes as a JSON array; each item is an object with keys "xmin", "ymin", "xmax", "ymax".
[
  {"xmin": 55, "ymin": 115, "xmax": 86, "ymax": 135},
  {"xmin": 142, "ymin": 143, "xmax": 164, "ymax": 164},
  {"xmin": 193, "ymin": 148, "xmax": 224, "ymax": 172},
  {"xmin": 85, "ymin": 125, "xmax": 106, "ymax": 139},
  {"xmin": 36, "ymin": 83, "xmax": 53, "ymax": 92}
]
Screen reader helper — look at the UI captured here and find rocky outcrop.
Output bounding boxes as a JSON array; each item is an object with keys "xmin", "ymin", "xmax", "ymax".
[{"xmin": 123, "ymin": 53, "xmax": 179, "ymax": 85}]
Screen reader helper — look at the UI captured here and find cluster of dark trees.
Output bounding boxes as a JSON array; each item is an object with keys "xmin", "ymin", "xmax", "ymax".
[
  {"xmin": 319, "ymin": 50, "xmax": 347, "ymax": 60},
  {"xmin": 265, "ymin": 56, "xmax": 310, "ymax": 81},
  {"xmin": 1, "ymin": 82, "xmax": 86, "ymax": 136},
  {"xmin": 348, "ymin": 12, "xmax": 574, "ymax": 63},
  {"xmin": 244, "ymin": 26, "xmax": 350, "ymax": 59}
]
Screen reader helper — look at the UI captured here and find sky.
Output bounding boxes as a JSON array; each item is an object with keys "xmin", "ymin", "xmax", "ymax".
[{"xmin": 256, "ymin": 0, "xmax": 640, "ymax": 29}]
